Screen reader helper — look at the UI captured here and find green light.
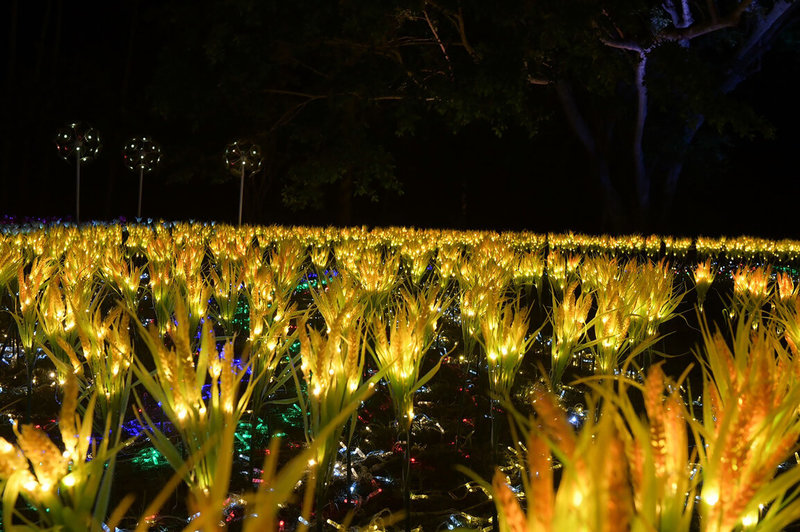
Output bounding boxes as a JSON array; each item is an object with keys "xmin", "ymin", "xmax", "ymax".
[
  {"xmin": 288, "ymin": 340, "xmax": 301, "ymax": 354},
  {"xmin": 131, "ymin": 446, "xmax": 169, "ymax": 471},
  {"xmin": 235, "ymin": 422, "xmax": 252, "ymax": 454}
]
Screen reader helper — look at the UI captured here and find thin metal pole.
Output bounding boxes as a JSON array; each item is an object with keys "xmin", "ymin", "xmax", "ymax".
[
  {"xmin": 238, "ymin": 165, "xmax": 245, "ymax": 226},
  {"xmin": 490, "ymin": 398, "xmax": 499, "ymax": 532},
  {"xmin": 75, "ymin": 154, "xmax": 81, "ymax": 224},
  {"xmin": 138, "ymin": 167, "xmax": 144, "ymax": 218},
  {"xmin": 404, "ymin": 424, "xmax": 411, "ymax": 532}
]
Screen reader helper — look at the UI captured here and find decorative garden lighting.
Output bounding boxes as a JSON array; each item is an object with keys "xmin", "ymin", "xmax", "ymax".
[
  {"xmin": 224, "ymin": 140, "xmax": 262, "ymax": 226},
  {"xmin": 55, "ymin": 122, "xmax": 101, "ymax": 224},
  {"xmin": 122, "ymin": 136, "xmax": 162, "ymax": 218}
]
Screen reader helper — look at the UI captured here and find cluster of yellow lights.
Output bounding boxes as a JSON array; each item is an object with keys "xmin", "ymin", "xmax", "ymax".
[
  {"xmin": 371, "ymin": 287, "xmax": 445, "ymax": 430},
  {"xmin": 697, "ymin": 319, "xmax": 800, "ymax": 532},
  {"xmin": 550, "ymin": 282, "xmax": 593, "ymax": 385},
  {"xmin": 480, "ymin": 296, "xmax": 535, "ymax": 395},
  {"xmin": 5, "ymin": 223, "xmax": 800, "ymax": 529},
  {"xmin": 0, "ymin": 375, "xmax": 99, "ymax": 512}
]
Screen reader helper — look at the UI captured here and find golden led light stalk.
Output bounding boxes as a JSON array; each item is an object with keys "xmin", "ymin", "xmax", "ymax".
[
  {"xmin": 693, "ymin": 258, "xmax": 716, "ymax": 310},
  {"xmin": 132, "ymin": 295, "xmax": 261, "ymax": 494},
  {"xmin": 695, "ymin": 316, "xmax": 800, "ymax": 532},
  {"xmin": 370, "ymin": 286, "xmax": 448, "ymax": 432},
  {"xmin": 478, "ymin": 295, "xmax": 538, "ymax": 398},
  {"xmin": 4, "ymin": 223, "xmax": 800, "ymax": 530},
  {"xmin": 549, "ymin": 281, "xmax": 593, "ymax": 388},
  {"xmin": 0, "ymin": 374, "xmax": 131, "ymax": 532}
]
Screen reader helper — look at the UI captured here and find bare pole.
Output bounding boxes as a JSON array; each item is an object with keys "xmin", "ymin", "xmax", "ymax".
[
  {"xmin": 138, "ymin": 166, "xmax": 143, "ymax": 218},
  {"xmin": 238, "ymin": 164, "xmax": 245, "ymax": 226},
  {"xmin": 75, "ymin": 152, "xmax": 80, "ymax": 223}
]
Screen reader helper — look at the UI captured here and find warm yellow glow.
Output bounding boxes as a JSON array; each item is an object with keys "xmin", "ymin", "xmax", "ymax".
[
  {"xmin": 62, "ymin": 474, "xmax": 76, "ymax": 487},
  {"xmin": 741, "ymin": 511, "xmax": 758, "ymax": 527},
  {"xmin": 571, "ymin": 489, "xmax": 583, "ymax": 506}
]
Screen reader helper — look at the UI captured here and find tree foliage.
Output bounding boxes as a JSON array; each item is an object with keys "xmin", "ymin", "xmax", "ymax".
[{"xmin": 144, "ymin": 0, "xmax": 797, "ymax": 228}]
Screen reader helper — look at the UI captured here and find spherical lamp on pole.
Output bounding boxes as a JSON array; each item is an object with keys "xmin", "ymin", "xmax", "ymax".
[
  {"xmin": 55, "ymin": 122, "xmax": 101, "ymax": 224},
  {"xmin": 123, "ymin": 136, "xmax": 162, "ymax": 218},
  {"xmin": 224, "ymin": 140, "xmax": 262, "ymax": 226}
]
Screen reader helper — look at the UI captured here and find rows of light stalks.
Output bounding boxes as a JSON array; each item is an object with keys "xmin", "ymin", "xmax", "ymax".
[{"xmin": 0, "ymin": 223, "xmax": 799, "ymax": 531}]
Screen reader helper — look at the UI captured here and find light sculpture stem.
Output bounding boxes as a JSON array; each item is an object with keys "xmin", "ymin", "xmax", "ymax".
[
  {"xmin": 238, "ymin": 165, "xmax": 245, "ymax": 226},
  {"xmin": 75, "ymin": 153, "xmax": 81, "ymax": 224},
  {"xmin": 138, "ymin": 167, "xmax": 144, "ymax": 218}
]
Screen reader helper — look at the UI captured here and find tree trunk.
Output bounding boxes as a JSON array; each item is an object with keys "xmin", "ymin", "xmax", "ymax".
[
  {"xmin": 555, "ymin": 81, "xmax": 627, "ymax": 231},
  {"xmin": 658, "ymin": 0, "xmax": 798, "ymax": 228}
]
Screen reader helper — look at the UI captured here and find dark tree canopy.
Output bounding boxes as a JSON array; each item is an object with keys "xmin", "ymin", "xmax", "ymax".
[{"xmin": 2, "ymin": 0, "xmax": 799, "ymax": 233}]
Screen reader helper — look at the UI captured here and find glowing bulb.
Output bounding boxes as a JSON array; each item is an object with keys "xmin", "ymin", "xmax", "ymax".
[
  {"xmin": 704, "ymin": 489, "xmax": 719, "ymax": 506},
  {"xmin": 742, "ymin": 510, "xmax": 759, "ymax": 527},
  {"xmin": 571, "ymin": 489, "xmax": 583, "ymax": 506},
  {"xmin": 62, "ymin": 474, "xmax": 76, "ymax": 487}
]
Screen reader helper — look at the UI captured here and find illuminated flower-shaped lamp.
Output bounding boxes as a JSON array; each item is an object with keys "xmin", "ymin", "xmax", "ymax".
[
  {"xmin": 55, "ymin": 122, "xmax": 101, "ymax": 224},
  {"xmin": 224, "ymin": 140, "xmax": 262, "ymax": 226},
  {"xmin": 123, "ymin": 136, "xmax": 162, "ymax": 218}
]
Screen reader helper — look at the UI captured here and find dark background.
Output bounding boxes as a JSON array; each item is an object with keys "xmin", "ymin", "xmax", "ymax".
[{"xmin": 1, "ymin": 1, "xmax": 798, "ymax": 237}]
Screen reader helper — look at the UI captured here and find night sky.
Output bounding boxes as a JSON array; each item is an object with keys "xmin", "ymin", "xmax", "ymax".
[{"xmin": 2, "ymin": 1, "xmax": 799, "ymax": 237}]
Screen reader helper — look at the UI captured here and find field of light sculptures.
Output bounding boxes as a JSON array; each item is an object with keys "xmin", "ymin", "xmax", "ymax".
[{"xmin": 6, "ymin": 225, "xmax": 800, "ymax": 530}]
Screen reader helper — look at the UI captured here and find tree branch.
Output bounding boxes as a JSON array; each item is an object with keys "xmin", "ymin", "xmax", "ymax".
[
  {"xmin": 263, "ymin": 89, "xmax": 328, "ymax": 100},
  {"xmin": 556, "ymin": 82, "xmax": 625, "ymax": 227},
  {"xmin": 422, "ymin": 7, "xmax": 454, "ymax": 78},
  {"xmin": 527, "ymin": 75, "xmax": 552, "ymax": 86},
  {"xmin": 600, "ymin": 39, "xmax": 644, "ymax": 52},
  {"xmin": 632, "ymin": 52, "xmax": 650, "ymax": 210},
  {"xmin": 423, "ymin": 1, "xmax": 480, "ymax": 62},
  {"xmin": 705, "ymin": 0, "xmax": 720, "ymax": 23},
  {"xmin": 555, "ymin": 81, "xmax": 597, "ymax": 156},
  {"xmin": 660, "ymin": 0, "xmax": 755, "ymax": 41},
  {"xmin": 453, "ymin": 7, "xmax": 479, "ymax": 61},
  {"xmin": 722, "ymin": 0, "xmax": 797, "ymax": 92}
]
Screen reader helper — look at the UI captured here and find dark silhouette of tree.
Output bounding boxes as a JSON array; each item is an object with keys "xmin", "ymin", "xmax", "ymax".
[
  {"xmin": 2, "ymin": 1, "xmax": 796, "ymax": 230},
  {"xmin": 146, "ymin": 0, "xmax": 797, "ymax": 229}
]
